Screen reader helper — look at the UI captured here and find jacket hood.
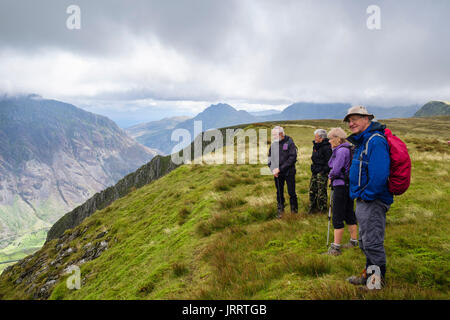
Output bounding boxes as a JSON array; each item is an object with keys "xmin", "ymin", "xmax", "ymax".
[
  {"xmin": 313, "ymin": 138, "xmax": 330, "ymax": 147},
  {"xmin": 333, "ymin": 141, "xmax": 352, "ymax": 151}
]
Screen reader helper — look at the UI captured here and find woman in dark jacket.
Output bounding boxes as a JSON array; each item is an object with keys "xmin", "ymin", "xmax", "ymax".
[
  {"xmin": 308, "ymin": 129, "xmax": 332, "ymax": 214},
  {"xmin": 325, "ymin": 127, "xmax": 358, "ymax": 256}
]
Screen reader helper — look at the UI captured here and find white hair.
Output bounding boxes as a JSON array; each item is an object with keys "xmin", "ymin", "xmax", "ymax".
[
  {"xmin": 271, "ymin": 126, "xmax": 284, "ymax": 134},
  {"xmin": 327, "ymin": 127, "xmax": 347, "ymax": 143},
  {"xmin": 314, "ymin": 129, "xmax": 327, "ymax": 139}
]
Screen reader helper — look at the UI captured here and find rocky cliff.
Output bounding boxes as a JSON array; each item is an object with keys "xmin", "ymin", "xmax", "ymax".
[{"xmin": 46, "ymin": 155, "xmax": 178, "ymax": 242}]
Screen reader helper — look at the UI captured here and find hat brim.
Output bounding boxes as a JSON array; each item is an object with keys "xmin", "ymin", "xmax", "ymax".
[{"xmin": 343, "ymin": 113, "xmax": 375, "ymax": 122}]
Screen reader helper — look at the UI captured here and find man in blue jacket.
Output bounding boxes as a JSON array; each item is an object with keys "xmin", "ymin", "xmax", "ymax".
[{"xmin": 344, "ymin": 106, "xmax": 393, "ymax": 289}]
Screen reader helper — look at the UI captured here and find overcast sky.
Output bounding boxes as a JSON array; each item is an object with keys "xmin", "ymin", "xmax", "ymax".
[{"xmin": 0, "ymin": 0, "xmax": 449, "ymax": 127}]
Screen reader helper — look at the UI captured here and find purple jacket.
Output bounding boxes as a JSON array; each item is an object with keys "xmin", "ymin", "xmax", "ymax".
[{"xmin": 328, "ymin": 142, "xmax": 352, "ymax": 187}]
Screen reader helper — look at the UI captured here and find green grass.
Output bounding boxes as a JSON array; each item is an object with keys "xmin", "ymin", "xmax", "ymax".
[
  {"xmin": 0, "ymin": 117, "xmax": 449, "ymax": 299},
  {"xmin": 0, "ymin": 230, "xmax": 47, "ymax": 274}
]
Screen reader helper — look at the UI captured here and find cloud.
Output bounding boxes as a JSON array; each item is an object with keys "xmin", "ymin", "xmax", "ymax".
[{"xmin": 0, "ymin": 0, "xmax": 449, "ymax": 120}]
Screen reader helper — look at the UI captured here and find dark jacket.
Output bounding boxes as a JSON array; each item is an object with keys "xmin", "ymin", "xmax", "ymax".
[
  {"xmin": 268, "ymin": 135, "xmax": 298, "ymax": 176},
  {"xmin": 347, "ymin": 121, "xmax": 393, "ymax": 205},
  {"xmin": 310, "ymin": 138, "xmax": 332, "ymax": 175}
]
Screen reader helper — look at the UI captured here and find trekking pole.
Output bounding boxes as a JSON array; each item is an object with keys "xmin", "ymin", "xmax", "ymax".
[{"xmin": 327, "ymin": 189, "xmax": 333, "ymax": 247}]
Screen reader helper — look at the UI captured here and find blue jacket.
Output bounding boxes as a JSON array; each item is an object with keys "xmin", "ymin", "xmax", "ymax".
[{"xmin": 347, "ymin": 122, "xmax": 393, "ymax": 205}]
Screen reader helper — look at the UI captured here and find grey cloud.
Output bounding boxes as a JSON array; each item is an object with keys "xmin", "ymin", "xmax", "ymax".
[
  {"xmin": 0, "ymin": 0, "xmax": 240, "ymax": 60},
  {"xmin": 0, "ymin": 0, "xmax": 448, "ymax": 109}
]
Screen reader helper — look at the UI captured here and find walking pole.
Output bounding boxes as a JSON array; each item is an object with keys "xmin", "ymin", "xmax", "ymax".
[{"xmin": 327, "ymin": 188, "xmax": 333, "ymax": 247}]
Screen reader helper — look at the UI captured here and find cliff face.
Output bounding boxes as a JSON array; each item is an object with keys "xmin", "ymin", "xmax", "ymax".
[
  {"xmin": 46, "ymin": 155, "xmax": 178, "ymax": 242},
  {"xmin": 0, "ymin": 96, "xmax": 157, "ymax": 249}
]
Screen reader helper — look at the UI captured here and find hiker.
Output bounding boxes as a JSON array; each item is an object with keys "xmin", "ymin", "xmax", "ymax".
[
  {"xmin": 268, "ymin": 126, "xmax": 298, "ymax": 218},
  {"xmin": 344, "ymin": 106, "xmax": 393, "ymax": 289},
  {"xmin": 308, "ymin": 129, "xmax": 332, "ymax": 214},
  {"xmin": 325, "ymin": 127, "xmax": 358, "ymax": 256}
]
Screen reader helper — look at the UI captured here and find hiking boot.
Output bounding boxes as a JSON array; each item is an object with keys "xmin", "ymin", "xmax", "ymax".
[
  {"xmin": 358, "ymin": 275, "xmax": 386, "ymax": 291},
  {"xmin": 347, "ymin": 269, "xmax": 368, "ymax": 286},
  {"xmin": 342, "ymin": 239, "xmax": 359, "ymax": 249},
  {"xmin": 324, "ymin": 243, "xmax": 341, "ymax": 256}
]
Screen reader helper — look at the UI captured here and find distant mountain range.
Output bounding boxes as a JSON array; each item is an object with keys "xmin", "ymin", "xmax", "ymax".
[
  {"xmin": 249, "ymin": 109, "xmax": 281, "ymax": 117},
  {"xmin": 414, "ymin": 101, "xmax": 450, "ymax": 117},
  {"xmin": 260, "ymin": 102, "xmax": 420, "ymax": 121},
  {"xmin": 126, "ymin": 103, "xmax": 259, "ymax": 154},
  {"xmin": 127, "ymin": 102, "xmax": 420, "ymax": 154},
  {"xmin": 126, "ymin": 116, "xmax": 191, "ymax": 153},
  {"xmin": 0, "ymin": 95, "xmax": 157, "ymax": 251}
]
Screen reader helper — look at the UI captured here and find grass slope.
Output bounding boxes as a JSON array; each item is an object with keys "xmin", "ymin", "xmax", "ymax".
[{"xmin": 0, "ymin": 117, "xmax": 449, "ymax": 299}]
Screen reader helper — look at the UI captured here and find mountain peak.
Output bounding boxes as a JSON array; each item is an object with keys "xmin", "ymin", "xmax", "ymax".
[
  {"xmin": 414, "ymin": 101, "xmax": 450, "ymax": 117},
  {"xmin": 202, "ymin": 103, "xmax": 236, "ymax": 113}
]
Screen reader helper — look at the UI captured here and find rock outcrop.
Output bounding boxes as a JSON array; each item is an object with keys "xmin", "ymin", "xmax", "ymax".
[{"xmin": 2, "ymin": 225, "xmax": 112, "ymax": 299}]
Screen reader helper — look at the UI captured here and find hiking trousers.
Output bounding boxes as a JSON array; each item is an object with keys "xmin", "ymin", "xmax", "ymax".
[
  {"xmin": 355, "ymin": 199, "xmax": 390, "ymax": 268},
  {"xmin": 274, "ymin": 173, "xmax": 298, "ymax": 212},
  {"xmin": 309, "ymin": 172, "xmax": 328, "ymax": 212}
]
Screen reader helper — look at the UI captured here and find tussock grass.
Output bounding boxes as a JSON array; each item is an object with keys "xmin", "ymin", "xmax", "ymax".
[
  {"xmin": 177, "ymin": 207, "xmax": 191, "ymax": 225},
  {"xmin": 172, "ymin": 262, "xmax": 189, "ymax": 277},
  {"xmin": 217, "ymin": 193, "xmax": 247, "ymax": 210}
]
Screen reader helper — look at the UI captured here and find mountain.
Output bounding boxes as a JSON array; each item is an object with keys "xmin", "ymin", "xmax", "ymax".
[
  {"xmin": 128, "ymin": 102, "xmax": 419, "ymax": 155},
  {"xmin": 414, "ymin": 101, "xmax": 450, "ymax": 117},
  {"xmin": 369, "ymin": 105, "xmax": 421, "ymax": 119},
  {"xmin": 0, "ymin": 95, "xmax": 157, "ymax": 258},
  {"xmin": 273, "ymin": 102, "xmax": 352, "ymax": 120},
  {"xmin": 134, "ymin": 103, "xmax": 258, "ymax": 154},
  {"xmin": 249, "ymin": 109, "xmax": 281, "ymax": 117},
  {"xmin": 175, "ymin": 103, "xmax": 256, "ymax": 132},
  {"xmin": 259, "ymin": 102, "xmax": 420, "ymax": 121},
  {"xmin": 126, "ymin": 116, "xmax": 191, "ymax": 142},
  {"xmin": 0, "ymin": 117, "xmax": 448, "ymax": 299}
]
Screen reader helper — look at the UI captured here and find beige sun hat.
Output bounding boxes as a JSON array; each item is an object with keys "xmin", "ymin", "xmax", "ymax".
[{"xmin": 343, "ymin": 105, "xmax": 375, "ymax": 122}]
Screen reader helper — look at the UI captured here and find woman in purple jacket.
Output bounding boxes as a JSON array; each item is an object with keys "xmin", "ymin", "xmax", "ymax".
[{"xmin": 325, "ymin": 128, "xmax": 358, "ymax": 256}]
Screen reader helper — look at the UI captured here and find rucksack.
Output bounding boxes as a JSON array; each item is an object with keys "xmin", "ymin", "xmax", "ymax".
[{"xmin": 361, "ymin": 128, "xmax": 411, "ymax": 195}]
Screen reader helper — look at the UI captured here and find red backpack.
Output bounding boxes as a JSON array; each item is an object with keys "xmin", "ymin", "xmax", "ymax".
[{"xmin": 364, "ymin": 128, "xmax": 411, "ymax": 195}]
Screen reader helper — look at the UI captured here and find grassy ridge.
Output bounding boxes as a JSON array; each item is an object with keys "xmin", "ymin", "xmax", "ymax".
[{"xmin": 0, "ymin": 117, "xmax": 449, "ymax": 299}]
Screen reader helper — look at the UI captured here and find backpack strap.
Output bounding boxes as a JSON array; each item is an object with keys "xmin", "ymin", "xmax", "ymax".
[
  {"xmin": 358, "ymin": 133, "xmax": 385, "ymax": 187},
  {"xmin": 340, "ymin": 145, "xmax": 353, "ymax": 186}
]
